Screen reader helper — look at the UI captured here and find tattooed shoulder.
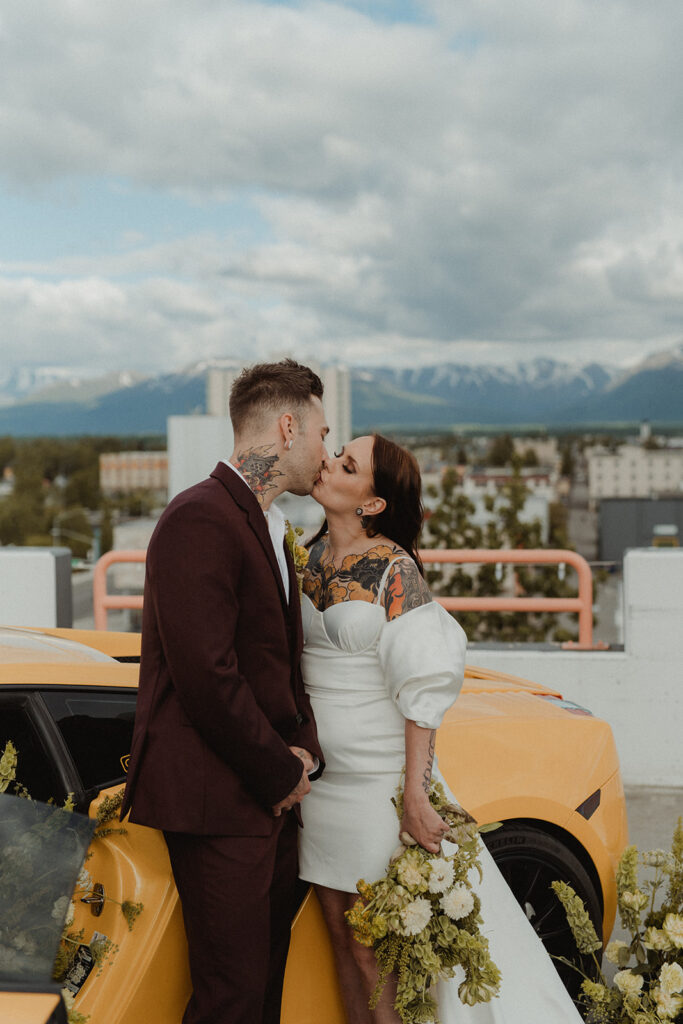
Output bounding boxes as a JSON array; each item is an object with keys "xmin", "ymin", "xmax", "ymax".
[{"xmin": 382, "ymin": 556, "xmax": 432, "ymax": 621}]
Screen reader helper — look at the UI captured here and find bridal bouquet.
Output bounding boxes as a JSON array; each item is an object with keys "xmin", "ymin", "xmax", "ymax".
[
  {"xmin": 553, "ymin": 817, "xmax": 683, "ymax": 1023},
  {"xmin": 345, "ymin": 774, "xmax": 501, "ymax": 1023}
]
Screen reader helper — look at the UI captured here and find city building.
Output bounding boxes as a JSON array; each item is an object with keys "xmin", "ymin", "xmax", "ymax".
[
  {"xmin": 587, "ymin": 445, "xmax": 683, "ymax": 501},
  {"xmin": 464, "ymin": 465, "xmax": 559, "ymax": 504},
  {"xmin": 167, "ymin": 416, "xmax": 235, "ymax": 499},
  {"xmin": 99, "ymin": 452, "xmax": 168, "ymax": 496},
  {"xmin": 598, "ymin": 497, "xmax": 683, "ymax": 562}
]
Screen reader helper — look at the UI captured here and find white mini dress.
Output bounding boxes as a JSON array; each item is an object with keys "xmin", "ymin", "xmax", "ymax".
[{"xmin": 298, "ymin": 561, "xmax": 584, "ymax": 1022}]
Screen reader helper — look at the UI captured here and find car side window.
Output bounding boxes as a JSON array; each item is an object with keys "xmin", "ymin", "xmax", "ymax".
[
  {"xmin": 0, "ymin": 703, "xmax": 66, "ymax": 803},
  {"xmin": 41, "ymin": 690, "xmax": 137, "ymax": 794}
]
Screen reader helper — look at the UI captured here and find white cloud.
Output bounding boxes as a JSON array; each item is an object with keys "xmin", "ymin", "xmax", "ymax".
[{"xmin": 1, "ymin": 0, "xmax": 682, "ymax": 374}]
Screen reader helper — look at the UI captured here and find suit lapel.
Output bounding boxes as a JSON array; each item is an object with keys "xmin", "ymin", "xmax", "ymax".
[
  {"xmin": 283, "ymin": 542, "xmax": 304, "ymax": 662},
  {"xmin": 210, "ymin": 462, "xmax": 289, "ymax": 615}
]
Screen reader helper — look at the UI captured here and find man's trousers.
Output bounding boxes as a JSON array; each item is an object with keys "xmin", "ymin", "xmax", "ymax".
[{"xmin": 165, "ymin": 811, "xmax": 299, "ymax": 1024}]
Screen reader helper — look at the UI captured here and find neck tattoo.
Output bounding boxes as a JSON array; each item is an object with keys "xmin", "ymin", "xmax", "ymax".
[{"xmin": 233, "ymin": 445, "xmax": 283, "ymax": 504}]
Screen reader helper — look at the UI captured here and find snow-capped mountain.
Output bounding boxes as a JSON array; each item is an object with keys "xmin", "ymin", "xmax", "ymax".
[{"xmin": 0, "ymin": 348, "xmax": 680, "ymax": 435}]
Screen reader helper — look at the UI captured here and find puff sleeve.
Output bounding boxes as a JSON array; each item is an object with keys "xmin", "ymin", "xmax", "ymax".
[{"xmin": 377, "ymin": 602, "xmax": 467, "ymax": 729}]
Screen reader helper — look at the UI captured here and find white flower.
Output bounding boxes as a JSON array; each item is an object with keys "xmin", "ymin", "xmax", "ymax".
[
  {"xmin": 65, "ymin": 901, "xmax": 75, "ymax": 927},
  {"xmin": 11, "ymin": 932, "xmax": 37, "ymax": 955},
  {"xmin": 77, "ymin": 866, "xmax": 93, "ymax": 892},
  {"xmin": 643, "ymin": 926, "xmax": 673, "ymax": 951},
  {"xmin": 642, "ymin": 849, "xmax": 669, "ymax": 869},
  {"xmin": 663, "ymin": 913, "xmax": 683, "ymax": 949},
  {"xmin": 659, "ymin": 962, "xmax": 683, "ymax": 995},
  {"xmin": 613, "ymin": 970, "xmax": 644, "ymax": 998},
  {"xmin": 428, "ymin": 857, "xmax": 455, "ymax": 894},
  {"xmin": 652, "ymin": 986, "xmax": 683, "ymax": 1020},
  {"xmin": 440, "ymin": 883, "xmax": 475, "ymax": 921},
  {"xmin": 51, "ymin": 895, "xmax": 70, "ymax": 923},
  {"xmin": 620, "ymin": 890, "xmax": 648, "ymax": 911},
  {"xmin": 604, "ymin": 939, "xmax": 629, "ymax": 964},
  {"xmin": 400, "ymin": 897, "xmax": 432, "ymax": 936}
]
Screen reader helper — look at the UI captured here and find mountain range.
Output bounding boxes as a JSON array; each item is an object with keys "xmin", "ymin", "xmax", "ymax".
[{"xmin": 0, "ymin": 346, "xmax": 681, "ymax": 435}]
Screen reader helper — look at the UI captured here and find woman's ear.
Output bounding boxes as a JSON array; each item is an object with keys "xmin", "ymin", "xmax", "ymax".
[{"xmin": 365, "ymin": 496, "xmax": 386, "ymax": 516}]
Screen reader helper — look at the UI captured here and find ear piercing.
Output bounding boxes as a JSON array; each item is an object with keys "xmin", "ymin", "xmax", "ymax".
[
  {"xmin": 355, "ymin": 507, "xmax": 363, "ymax": 516},
  {"xmin": 286, "ymin": 440, "xmax": 294, "ymax": 450}
]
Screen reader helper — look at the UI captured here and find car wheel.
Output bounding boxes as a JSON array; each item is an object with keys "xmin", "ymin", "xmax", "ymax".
[{"xmin": 482, "ymin": 822, "xmax": 602, "ymax": 1006}]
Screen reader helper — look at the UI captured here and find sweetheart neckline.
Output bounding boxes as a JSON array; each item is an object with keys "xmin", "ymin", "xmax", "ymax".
[{"xmin": 302, "ymin": 592, "xmax": 385, "ymax": 615}]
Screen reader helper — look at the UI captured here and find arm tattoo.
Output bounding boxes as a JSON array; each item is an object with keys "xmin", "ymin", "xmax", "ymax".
[
  {"xmin": 422, "ymin": 730, "xmax": 436, "ymax": 795},
  {"xmin": 383, "ymin": 559, "xmax": 432, "ymax": 621},
  {"xmin": 233, "ymin": 445, "xmax": 283, "ymax": 504}
]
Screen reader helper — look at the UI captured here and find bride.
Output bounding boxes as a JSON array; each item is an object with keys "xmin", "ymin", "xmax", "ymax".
[{"xmin": 298, "ymin": 433, "xmax": 586, "ymax": 1023}]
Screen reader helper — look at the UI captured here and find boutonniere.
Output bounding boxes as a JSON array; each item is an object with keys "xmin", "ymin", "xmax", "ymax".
[{"xmin": 285, "ymin": 520, "xmax": 309, "ymax": 595}]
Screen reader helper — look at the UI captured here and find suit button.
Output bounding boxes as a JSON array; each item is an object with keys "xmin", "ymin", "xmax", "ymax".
[{"xmin": 295, "ymin": 712, "xmax": 304, "ymax": 726}]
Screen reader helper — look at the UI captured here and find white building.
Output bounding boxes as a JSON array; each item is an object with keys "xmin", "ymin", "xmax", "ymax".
[
  {"xmin": 167, "ymin": 416, "xmax": 235, "ymax": 499},
  {"xmin": 587, "ymin": 445, "xmax": 683, "ymax": 501}
]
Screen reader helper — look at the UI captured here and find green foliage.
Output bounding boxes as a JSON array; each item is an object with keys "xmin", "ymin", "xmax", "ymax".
[
  {"xmin": 425, "ymin": 465, "xmax": 581, "ymax": 642},
  {"xmin": 486, "ymin": 434, "xmax": 515, "ymax": 467},
  {"xmin": 555, "ymin": 821, "xmax": 683, "ymax": 1022}
]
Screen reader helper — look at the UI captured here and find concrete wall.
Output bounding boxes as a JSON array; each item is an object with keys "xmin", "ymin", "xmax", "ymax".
[
  {"xmin": 469, "ymin": 548, "xmax": 683, "ymax": 787},
  {"xmin": 0, "ymin": 547, "xmax": 73, "ymax": 627}
]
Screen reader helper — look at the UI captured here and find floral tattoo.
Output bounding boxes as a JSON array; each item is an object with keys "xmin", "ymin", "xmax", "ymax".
[{"xmin": 233, "ymin": 445, "xmax": 283, "ymax": 503}]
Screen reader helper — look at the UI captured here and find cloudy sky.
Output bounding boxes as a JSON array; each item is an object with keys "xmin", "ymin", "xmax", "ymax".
[{"xmin": 1, "ymin": 0, "xmax": 682, "ymax": 379}]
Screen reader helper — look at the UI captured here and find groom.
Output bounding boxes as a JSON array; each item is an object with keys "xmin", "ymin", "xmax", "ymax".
[{"xmin": 121, "ymin": 359, "xmax": 328, "ymax": 1024}]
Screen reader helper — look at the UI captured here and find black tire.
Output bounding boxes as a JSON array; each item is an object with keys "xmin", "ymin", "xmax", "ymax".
[{"xmin": 482, "ymin": 822, "xmax": 602, "ymax": 1007}]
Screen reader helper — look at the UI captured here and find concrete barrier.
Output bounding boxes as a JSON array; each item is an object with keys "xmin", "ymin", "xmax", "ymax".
[
  {"xmin": 470, "ymin": 549, "xmax": 683, "ymax": 788},
  {"xmin": 0, "ymin": 547, "xmax": 73, "ymax": 627}
]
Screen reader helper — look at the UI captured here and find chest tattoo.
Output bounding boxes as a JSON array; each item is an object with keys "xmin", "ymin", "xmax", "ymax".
[{"xmin": 303, "ymin": 541, "xmax": 403, "ymax": 611}]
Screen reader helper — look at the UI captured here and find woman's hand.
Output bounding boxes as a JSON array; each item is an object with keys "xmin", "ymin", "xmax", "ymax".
[{"xmin": 400, "ymin": 794, "xmax": 449, "ymax": 854}]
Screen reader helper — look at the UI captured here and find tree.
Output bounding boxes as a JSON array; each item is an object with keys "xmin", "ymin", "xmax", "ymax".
[
  {"xmin": 486, "ymin": 434, "xmax": 515, "ymax": 467},
  {"xmin": 424, "ymin": 467, "xmax": 581, "ymax": 643}
]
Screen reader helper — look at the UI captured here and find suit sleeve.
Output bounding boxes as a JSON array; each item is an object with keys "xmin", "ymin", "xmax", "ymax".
[{"xmin": 147, "ymin": 497, "xmax": 304, "ymax": 808}]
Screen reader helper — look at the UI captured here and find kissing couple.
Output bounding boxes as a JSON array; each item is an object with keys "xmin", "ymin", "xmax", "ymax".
[{"xmin": 122, "ymin": 359, "xmax": 585, "ymax": 1023}]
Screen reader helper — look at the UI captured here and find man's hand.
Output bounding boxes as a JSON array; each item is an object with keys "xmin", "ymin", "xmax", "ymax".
[
  {"xmin": 272, "ymin": 765, "xmax": 311, "ymax": 817},
  {"xmin": 289, "ymin": 746, "xmax": 315, "ymax": 774}
]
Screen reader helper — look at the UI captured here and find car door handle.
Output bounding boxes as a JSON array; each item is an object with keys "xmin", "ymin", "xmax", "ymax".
[{"xmin": 81, "ymin": 881, "xmax": 105, "ymax": 916}]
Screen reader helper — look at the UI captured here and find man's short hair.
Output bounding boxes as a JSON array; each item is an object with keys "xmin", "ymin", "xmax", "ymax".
[{"xmin": 229, "ymin": 359, "xmax": 324, "ymax": 434}]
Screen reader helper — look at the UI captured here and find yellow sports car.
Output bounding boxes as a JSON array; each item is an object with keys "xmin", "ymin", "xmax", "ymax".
[{"xmin": 0, "ymin": 625, "xmax": 627, "ymax": 1023}]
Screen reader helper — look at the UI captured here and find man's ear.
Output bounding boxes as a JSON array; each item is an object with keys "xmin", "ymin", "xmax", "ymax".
[{"xmin": 278, "ymin": 412, "xmax": 295, "ymax": 448}]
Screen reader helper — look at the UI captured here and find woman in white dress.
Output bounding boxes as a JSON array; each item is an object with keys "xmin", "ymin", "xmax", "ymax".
[{"xmin": 298, "ymin": 433, "xmax": 586, "ymax": 1023}]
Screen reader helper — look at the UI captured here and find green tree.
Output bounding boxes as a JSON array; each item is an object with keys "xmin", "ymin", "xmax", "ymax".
[
  {"xmin": 486, "ymin": 434, "xmax": 515, "ymax": 467},
  {"xmin": 424, "ymin": 467, "xmax": 580, "ymax": 643}
]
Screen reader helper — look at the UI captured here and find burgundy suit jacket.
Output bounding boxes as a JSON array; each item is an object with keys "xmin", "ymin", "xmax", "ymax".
[{"xmin": 121, "ymin": 462, "xmax": 324, "ymax": 836}]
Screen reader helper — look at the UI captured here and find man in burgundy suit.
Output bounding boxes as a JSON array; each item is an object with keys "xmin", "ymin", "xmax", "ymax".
[{"xmin": 121, "ymin": 360, "xmax": 329, "ymax": 1024}]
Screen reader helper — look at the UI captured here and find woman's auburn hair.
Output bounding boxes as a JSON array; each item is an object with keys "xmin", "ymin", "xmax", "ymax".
[{"xmin": 307, "ymin": 433, "xmax": 425, "ymax": 575}]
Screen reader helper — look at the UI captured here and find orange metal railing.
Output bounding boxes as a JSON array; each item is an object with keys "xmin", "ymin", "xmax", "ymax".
[
  {"xmin": 420, "ymin": 548, "xmax": 593, "ymax": 647},
  {"xmin": 92, "ymin": 547, "xmax": 594, "ymax": 644},
  {"xmin": 93, "ymin": 550, "xmax": 146, "ymax": 631}
]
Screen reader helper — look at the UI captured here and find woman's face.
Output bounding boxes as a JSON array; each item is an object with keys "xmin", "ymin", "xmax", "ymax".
[{"xmin": 311, "ymin": 434, "xmax": 377, "ymax": 513}]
